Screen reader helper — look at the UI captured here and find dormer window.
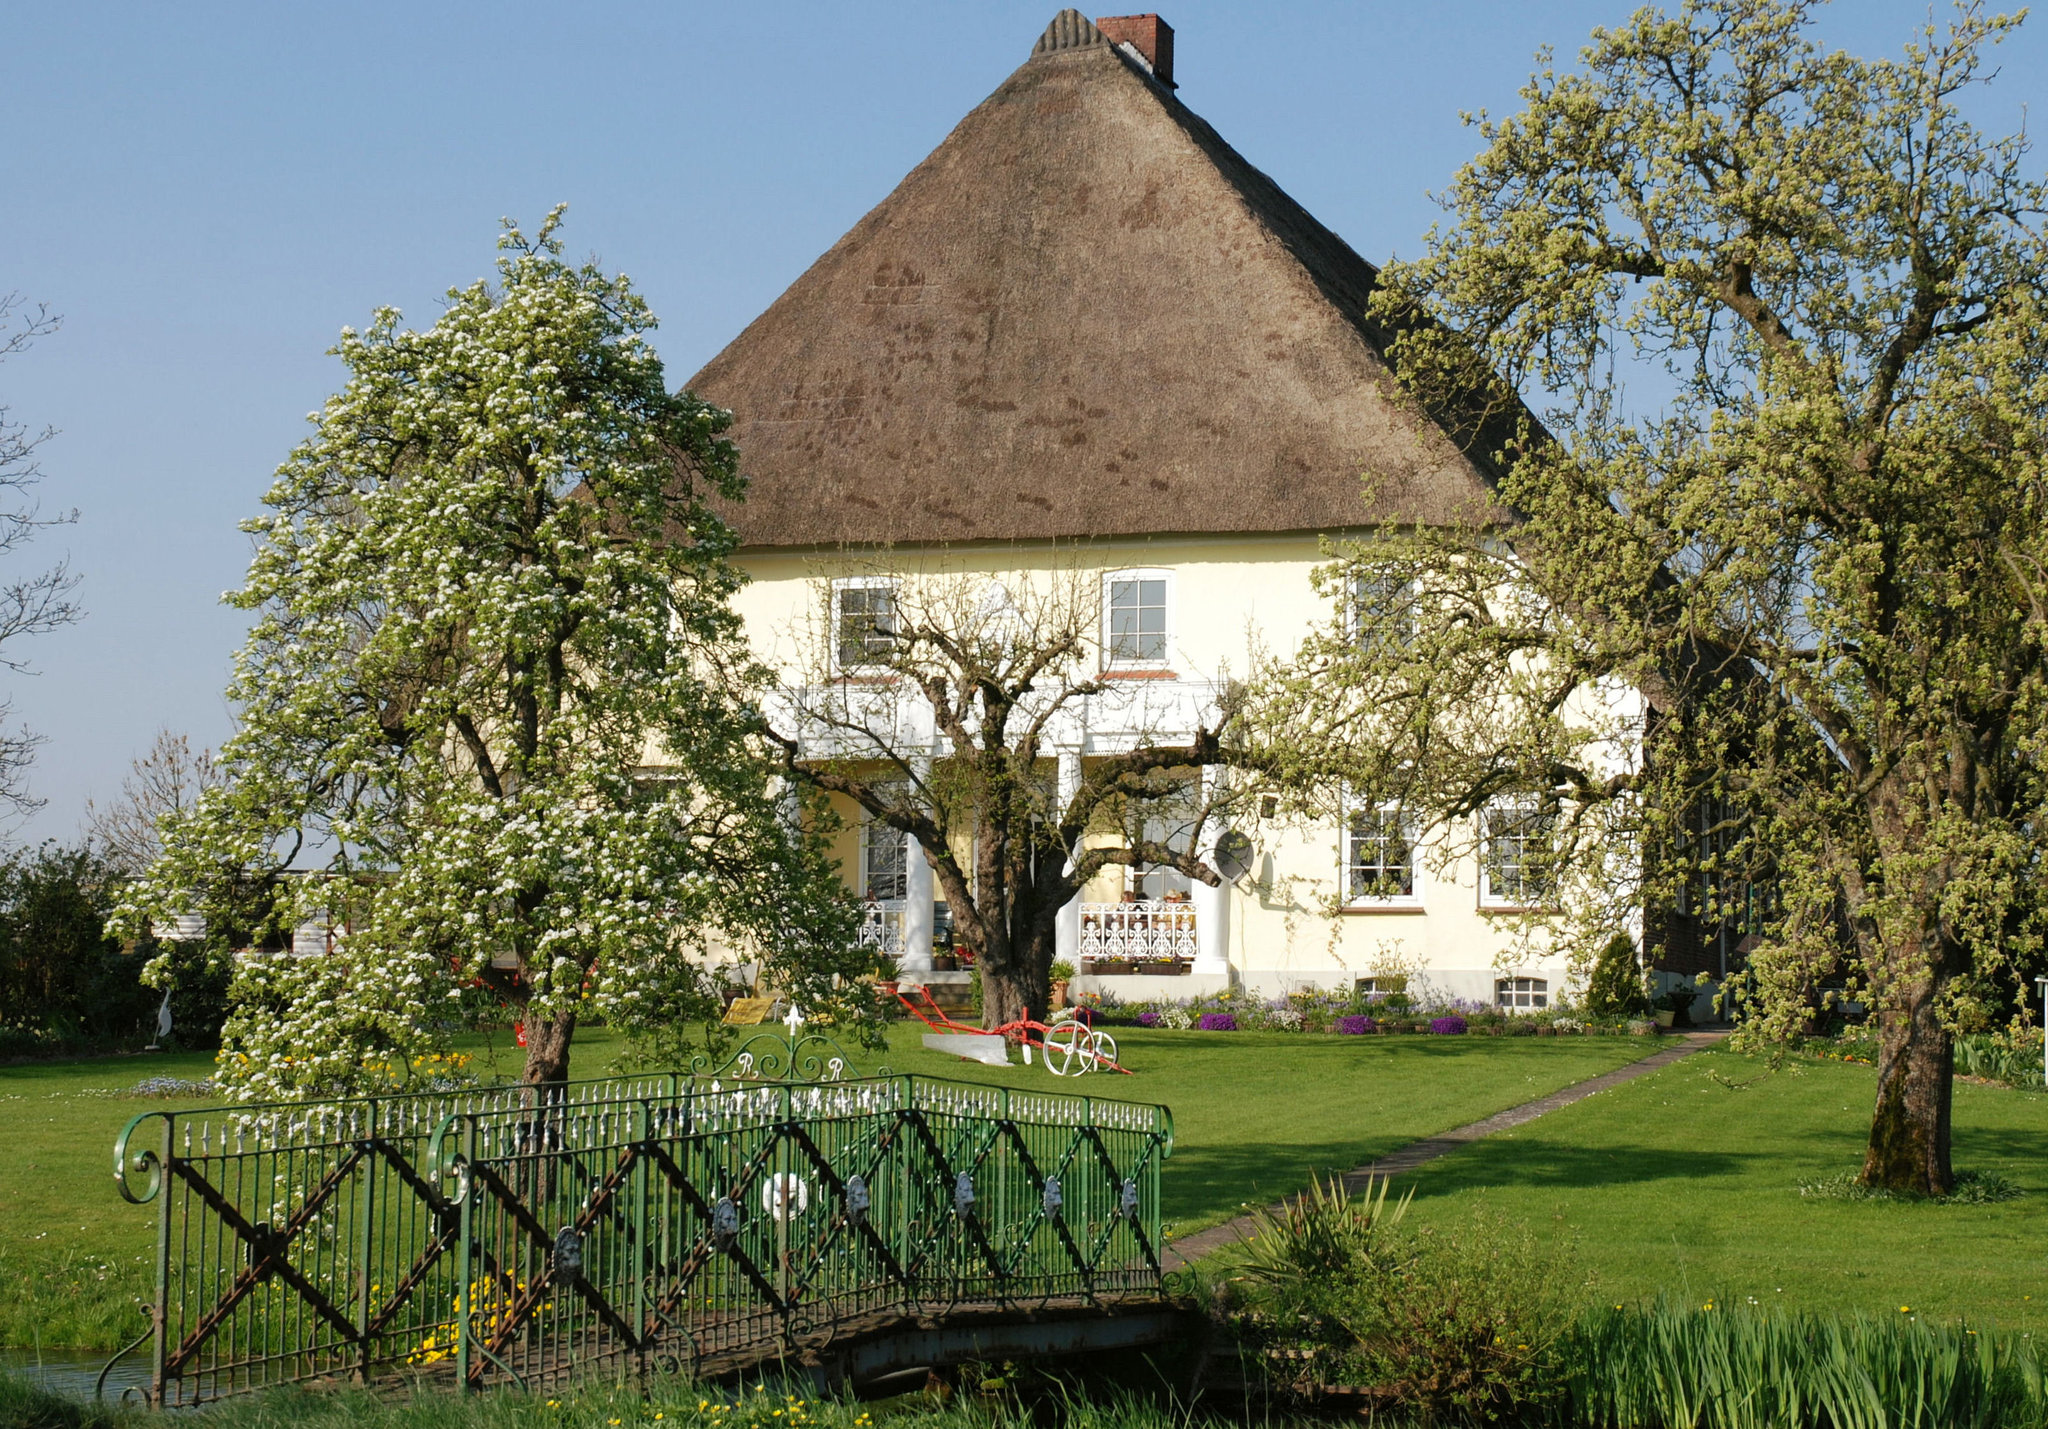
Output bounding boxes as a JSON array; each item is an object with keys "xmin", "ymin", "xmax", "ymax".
[
  {"xmin": 1105, "ymin": 569, "xmax": 1171, "ymax": 668},
  {"xmin": 834, "ymin": 578, "xmax": 897, "ymax": 673}
]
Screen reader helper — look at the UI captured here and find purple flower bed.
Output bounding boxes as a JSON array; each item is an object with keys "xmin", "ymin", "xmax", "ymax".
[
  {"xmin": 1136, "ymin": 1011, "xmax": 1162, "ymax": 1028},
  {"xmin": 1335, "ymin": 1015, "xmax": 1376, "ymax": 1035},
  {"xmin": 1197, "ymin": 1012, "xmax": 1238, "ymax": 1031},
  {"xmin": 1429, "ymin": 1015, "xmax": 1468, "ymax": 1035}
]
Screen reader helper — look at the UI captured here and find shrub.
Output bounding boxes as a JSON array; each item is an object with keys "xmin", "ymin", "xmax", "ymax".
[
  {"xmin": 1335, "ymin": 1014, "xmax": 1375, "ymax": 1035},
  {"xmin": 1956, "ymin": 1029, "xmax": 2047, "ymax": 1088},
  {"xmin": 0, "ymin": 843, "xmax": 231, "ymax": 1056},
  {"xmin": 1584, "ymin": 933, "xmax": 1651, "ymax": 1020},
  {"xmin": 1235, "ymin": 1174, "xmax": 1573, "ymax": 1423},
  {"xmin": 1197, "ymin": 1012, "xmax": 1237, "ymax": 1031},
  {"xmin": 1429, "ymin": 1015, "xmax": 1468, "ymax": 1035},
  {"xmin": 1135, "ymin": 1011, "xmax": 1161, "ymax": 1028}
]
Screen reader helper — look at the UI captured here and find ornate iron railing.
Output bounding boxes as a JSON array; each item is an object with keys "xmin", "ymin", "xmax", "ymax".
[
  {"xmin": 856, "ymin": 901, "xmax": 907, "ymax": 958},
  {"xmin": 109, "ymin": 1064, "xmax": 1172, "ymax": 1406},
  {"xmin": 1078, "ymin": 901, "xmax": 1198, "ymax": 964}
]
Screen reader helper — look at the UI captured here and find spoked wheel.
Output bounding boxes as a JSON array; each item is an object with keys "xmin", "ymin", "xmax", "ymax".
[
  {"xmin": 1086, "ymin": 1029, "xmax": 1119, "ymax": 1073},
  {"xmin": 1042, "ymin": 1020, "xmax": 1088, "ymax": 1077}
]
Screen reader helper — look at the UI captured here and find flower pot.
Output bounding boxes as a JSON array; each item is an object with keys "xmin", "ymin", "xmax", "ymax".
[
  {"xmin": 1050, "ymin": 979, "xmax": 1069, "ymax": 1010},
  {"xmin": 874, "ymin": 979, "xmax": 899, "ymax": 998},
  {"xmin": 932, "ymin": 955, "xmax": 959, "ymax": 972},
  {"xmin": 1655, "ymin": 1010, "xmax": 1676, "ymax": 1029}
]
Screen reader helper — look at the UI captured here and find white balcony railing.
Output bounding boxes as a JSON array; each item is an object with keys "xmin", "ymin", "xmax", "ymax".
[
  {"xmin": 1078, "ymin": 900, "xmax": 1198, "ymax": 964},
  {"xmin": 858, "ymin": 901, "xmax": 907, "ymax": 958}
]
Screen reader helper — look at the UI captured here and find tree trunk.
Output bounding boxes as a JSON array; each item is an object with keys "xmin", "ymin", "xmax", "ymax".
[
  {"xmin": 521, "ymin": 1005, "xmax": 578, "ymax": 1087},
  {"xmin": 978, "ymin": 920, "xmax": 1054, "ymax": 1033},
  {"xmin": 1860, "ymin": 977, "xmax": 1954, "ymax": 1195}
]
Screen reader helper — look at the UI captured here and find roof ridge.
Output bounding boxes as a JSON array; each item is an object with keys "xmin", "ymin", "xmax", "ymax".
[{"xmin": 1031, "ymin": 10, "xmax": 1109, "ymax": 57}]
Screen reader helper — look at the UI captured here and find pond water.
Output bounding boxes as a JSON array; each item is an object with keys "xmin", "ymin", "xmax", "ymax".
[{"xmin": 0, "ymin": 1345, "xmax": 154, "ymax": 1404}]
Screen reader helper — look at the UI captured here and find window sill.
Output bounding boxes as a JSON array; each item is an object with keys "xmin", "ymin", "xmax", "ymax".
[
  {"xmin": 833, "ymin": 673, "xmax": 901, "ymax": 686},
  {"xmin": 1102, "ymin": 668, "xmax": 1178, "ymax": 680},
  {"xmin": 1478, "ymin": 903, "xmax": 1554, "ymax": 915},
  {"xmin": 1339, "ymin": 903, "xmax": 1426, "ymax": 915}
]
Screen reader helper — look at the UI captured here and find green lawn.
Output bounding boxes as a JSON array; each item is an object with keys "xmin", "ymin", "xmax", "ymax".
[
  {"xmin": 0, "ymin": 1024, "xmax": 1653, "ymax": 1348},
  {"xmin": 1388, "ymin": 1046, "xmax": 2048, "ymax": 1336}
]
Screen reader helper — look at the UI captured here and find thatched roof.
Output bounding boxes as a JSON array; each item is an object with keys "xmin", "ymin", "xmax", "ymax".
[{"xmin": 687, "ymin": 10, "xmax": 1496, "ymax": 549}]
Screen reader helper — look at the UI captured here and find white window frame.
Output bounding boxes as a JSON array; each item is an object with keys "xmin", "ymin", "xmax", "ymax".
[
  {"xmin": 1348, "ymin": 567, "xmax": 1416, "ymax": 653},
  {"xmin": 859, "ymin": 810, "xmax": 910, "ymax": 901},
  {"xmin": 1342, "ymin": 800, "xmax": 1422, "ymax": 908},
  {"xmin": 1128, "ymin": 779, "xmax": 1200, "ymax": 900},
  {"xmin": 1495, "ymin": 975, "xmax": 1550, "ymax": 1010},
  {"xmin": 1479, "ymin": 800, "xmax": 1556, "ymax": 909},
  {"xmin": 832, "ymin": 576, "xmax": 898, "ymax": 676},
  {"xmin": 1102, "ymin": 568, "xmax": 1174, "ymax": 671}
]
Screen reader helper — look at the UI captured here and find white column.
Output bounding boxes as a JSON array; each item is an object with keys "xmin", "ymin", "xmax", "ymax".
[
  {"xmin": 898, "ymin": 751, "xmax": 935, "ymax": 976},
  {"xmin": 1192, "ymin": 765, "xmax": 1231, "ymax": 975},
  {"xmin": 1055, "ymin": 746, "xmax": 1084, "ymax": 968},
  {"xmin": 900, "ymin": 842, "xmax": 935, "ymax": 976}
]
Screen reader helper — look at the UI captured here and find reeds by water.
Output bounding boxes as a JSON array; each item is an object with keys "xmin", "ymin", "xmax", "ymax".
[{"xmin": 1558, "ymin": 1303, "xmax": 2047, "ymax": 1429}]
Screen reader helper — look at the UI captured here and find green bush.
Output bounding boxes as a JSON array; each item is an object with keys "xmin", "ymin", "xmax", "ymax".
[
  {"xmin": 1585, "ymin": 935, "xmax": 1651, "ymax": 1021},
  {"xmin": 1956, "ymin": 1029, "xmax": 2047, "ymax": 1088},
  {"xmin": 1230, "ymin": 1174, "xmax": 1574, "ymax": 1423},
  {"xmin": 0, "ymin": 843, "xmax": 229, "ymax": 1057}
]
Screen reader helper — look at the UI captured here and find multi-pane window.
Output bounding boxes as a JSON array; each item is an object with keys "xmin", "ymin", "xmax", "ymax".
[
  {"xmin": 1351, "ymin": 569, "xmax": 1414, "ymax": 653},
  {"xmin": 1107, "ymin": 575, "xmax": 1169, "ymax": 665},
  {"xmin": 1345, "ymin": 806, "xmax": 1416, "ymax": 902},
  {"xmin": 835, "ymin": 582, "xmax": 897, "ymax": 670},
  {"xmin": 860, "ymin": 815, "xmax": 908, "ymax": 901},
  {"xmin": 1496, "ymin": 976, "xmax": 1549, "ymax": 1009},
  {"xmin": 1131, "ymin": 784, "xmax": 1198, "ymax": 899},
  {"xmin": 1482, "ymin": 802, "xmax": 1555, "ymax": 906}
]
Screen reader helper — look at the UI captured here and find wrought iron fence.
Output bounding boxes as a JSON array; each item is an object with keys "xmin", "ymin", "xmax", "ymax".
[
  {"xmin": 109, "ymin": 1064, "xmax": 1173, "ymax": 1406},
  {"xmin": 1079, "ymin": 901, "xmax": 1198, "ymax": 964}
]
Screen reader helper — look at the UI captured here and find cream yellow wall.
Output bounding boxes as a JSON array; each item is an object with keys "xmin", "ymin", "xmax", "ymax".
[{"xmin": 732, "ymin": 533, "xmax": 1577, "ymax": 1004}]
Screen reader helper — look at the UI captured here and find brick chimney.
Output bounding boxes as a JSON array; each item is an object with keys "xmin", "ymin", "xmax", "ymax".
[{"xmin": 1094, "ymin": 13, "xmax": 1174, "ymax": 87}]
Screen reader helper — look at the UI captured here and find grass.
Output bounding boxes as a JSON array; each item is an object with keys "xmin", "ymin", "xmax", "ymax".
[
  {"xmin": 0, "ymin": 1021, "xmax": 1652, "ymax": 1349},
  {"xmin": 0, "ymin": 1367, "xmax": 1155, "ymax": 1424},
  {"xmin": 1386, "ymin": 1045, "xmax": 2048, "ymax": 1336}
]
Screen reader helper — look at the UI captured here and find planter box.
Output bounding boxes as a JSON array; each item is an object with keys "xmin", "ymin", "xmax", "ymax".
[
  {"xmin": 1087, "ymin": 960, "xmax": 1136, "ymax": 976},
  {"xmin": 1136, "ymin": 961, "xmax": 1190, "ymax": 976}
]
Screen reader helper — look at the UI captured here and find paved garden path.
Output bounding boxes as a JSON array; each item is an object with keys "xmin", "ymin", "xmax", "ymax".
[{"xmin": 1159, "ymin": 1030, "xmax": 1726, "ymax": 1270}]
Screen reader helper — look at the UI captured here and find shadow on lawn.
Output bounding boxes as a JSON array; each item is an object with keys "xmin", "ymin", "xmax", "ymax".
[
  {"xmin": 1165, "ymin": 1137, "xmax": 1755, "ymax": 1225},
  {"xmin": 1392, "ymin": 1138, "xmax": 1756, "ymax": 1196}
]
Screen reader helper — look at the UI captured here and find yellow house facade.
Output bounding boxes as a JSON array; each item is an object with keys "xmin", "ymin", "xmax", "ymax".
[{"xmin": 677, "ymin": 11, "xmax": 1583, "ymax": 1011}]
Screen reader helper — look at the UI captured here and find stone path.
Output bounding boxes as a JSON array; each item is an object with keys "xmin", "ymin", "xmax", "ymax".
[{"xmin": 1159, "ymin": 1031, "xmax": 1725, "ymax": 1270}]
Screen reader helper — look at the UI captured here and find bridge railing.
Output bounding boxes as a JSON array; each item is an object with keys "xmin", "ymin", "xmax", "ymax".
[{"xmin": 110, "ymin": 1070, "xmax": 1173, "ymax": 1406}]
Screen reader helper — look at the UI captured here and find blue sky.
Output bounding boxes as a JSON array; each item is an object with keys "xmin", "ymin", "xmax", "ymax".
[{"xmin": 2, "ymin": 1, "xmax": 2043, "ymax": 843}]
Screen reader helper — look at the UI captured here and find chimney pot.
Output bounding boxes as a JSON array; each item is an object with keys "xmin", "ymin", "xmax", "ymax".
[{"xmin": 1094, "ymin": 13, "xmax": 1174, "ymax": 87}]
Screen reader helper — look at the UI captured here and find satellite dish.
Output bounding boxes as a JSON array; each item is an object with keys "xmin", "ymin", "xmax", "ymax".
[{"xmin": 1214, "ymin": 829, "xmax": 1254, "ymax": 881}]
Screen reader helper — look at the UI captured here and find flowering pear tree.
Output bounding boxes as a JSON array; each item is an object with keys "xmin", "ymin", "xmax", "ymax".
[
  {"xmin": 116, "ymin": 211, "xmax": 861, "ymax": 1097},
  {"xmin": 1251, "ymin": 2, "xmax": 2048, "ymax": 1193}
]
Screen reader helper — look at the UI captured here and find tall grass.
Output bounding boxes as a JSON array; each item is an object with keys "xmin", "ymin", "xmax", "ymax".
[
  {"xmin": 1559, "ymin": 1303, "xmax": 2048, "ymax": 1429},
  {"xmin": 0, "ymin": 1243, "xmax": 151, "ymax": 1351}
]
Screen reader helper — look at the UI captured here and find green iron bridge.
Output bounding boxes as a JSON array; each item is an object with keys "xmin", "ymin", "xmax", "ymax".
[{"xmin": 107, "ymin": 1036, "xmax": 1177, "ymax": 1407}]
